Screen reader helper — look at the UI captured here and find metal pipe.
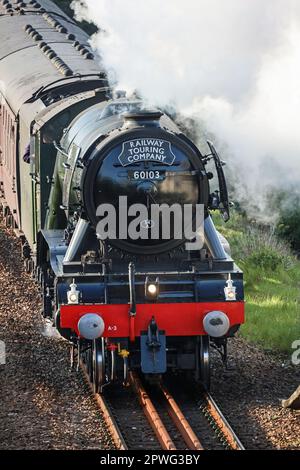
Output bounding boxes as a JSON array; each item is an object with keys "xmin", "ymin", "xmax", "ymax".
[
  {"xmin": 63, "ymin": 218, "xmax": 89, "ymax": 263},
  {"xmin": 110, "ymin": 349, "xmax": 116, "ymax": 381},
  {"xmin": 129, "ymin": 262, "xmax": 136, "ymax": 314},
  {"xmin": 204, "ymin": 215, "xmax": 227, "ymax": 260},
  {"xmin": 128, "ymin": 262, "xmax": 136, "ymax": 342},
  {"xmin": 123, "ymin": 356, "xmax": 128, "ymax": 384}
]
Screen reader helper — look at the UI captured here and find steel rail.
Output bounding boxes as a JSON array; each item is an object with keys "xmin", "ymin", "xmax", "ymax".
[
  {"xmin": 80, "ymin": 359, "xmax": 244, "ymax": 451},
  {"xmin": 159, "ymin": 384, "xmax": 204, "ymax": 450},
  {"xmin": 80, "ymin": 361, "xmax": 128, "ymax": 450},
  {"xmin": 203, "ymin": 392, "xmax": 245, "ymax": 450},
  {"xmin": 129, "ymin": 371, "xmax": 176, "ymax": 450}
]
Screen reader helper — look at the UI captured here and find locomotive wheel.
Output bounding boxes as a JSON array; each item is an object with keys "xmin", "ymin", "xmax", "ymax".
[
  {"xmin": 24, "ymin": 258, "xmax": 31, "ymax": 273},
  {"xmin": 5, "ymin": 213, "xmax": 12, "ymax": 227},
  {"xmin": 81, "ymin": 342, "xmax": 92, "ymax": 381},
  {"xmin": 199, "ymin": 336, "xmax": 211, "ymax": 390},
  {"xmin": 92, "ymin": 338, "xmax": 105, "ymax": 393}
]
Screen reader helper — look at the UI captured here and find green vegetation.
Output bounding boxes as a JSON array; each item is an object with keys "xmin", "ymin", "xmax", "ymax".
[
  {"xmin": 270, "ymin": 190, "xmax": 300, "ymax": 251},
  {"xmin": 276, "ymin": 206, "xmax": 300, "ymax": 252},
  {"xmin": 214, "ymin": 211, "xmax": 300, "ymax": 352}
]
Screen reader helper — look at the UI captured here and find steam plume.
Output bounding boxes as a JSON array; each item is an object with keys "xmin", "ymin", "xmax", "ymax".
[{"xmin": 71, "ymin": 0, "xmax": 300, "ymax": 220}]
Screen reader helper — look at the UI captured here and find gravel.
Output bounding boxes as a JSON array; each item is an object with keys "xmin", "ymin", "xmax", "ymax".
[
  {"xmin": 0, "ymin": 219, "xmax": 299, "ymax": 450},
  {"xmin": 0, "ymin": 221, "xmax": 114, "ymax": 450},
  {"xmin": 211, "ymin": 337, "xmax": 300, "ymax": 449}
]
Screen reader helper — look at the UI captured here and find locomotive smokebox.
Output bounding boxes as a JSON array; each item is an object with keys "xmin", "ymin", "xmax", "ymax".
[
  {"xmin": 74, "ymin": 100, "xmax": 210, "ymax": 255},
  {"xmin": 78, "ymin": 314, "xmax": 105, "ymax": 340}
]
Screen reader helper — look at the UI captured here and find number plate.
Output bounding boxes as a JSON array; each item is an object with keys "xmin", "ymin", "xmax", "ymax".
[{"xmin": 128, "ymin": 170, "xmax": 164, "ymax": 181}]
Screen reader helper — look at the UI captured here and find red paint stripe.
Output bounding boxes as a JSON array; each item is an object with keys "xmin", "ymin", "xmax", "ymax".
[{"xmin": 60, "ymin": 302, "xmax": 245, "ymax": 337}]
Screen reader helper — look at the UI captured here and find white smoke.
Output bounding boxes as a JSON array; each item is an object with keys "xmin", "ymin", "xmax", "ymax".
[{"xmin": 71, "ymin": 0, "xmax": 300, "ymax": 220}]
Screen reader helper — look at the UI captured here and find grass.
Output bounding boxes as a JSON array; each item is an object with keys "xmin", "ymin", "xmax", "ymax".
[{"xmin": 214, "ymin": 211, "xmax": 300, "ymax": 353}]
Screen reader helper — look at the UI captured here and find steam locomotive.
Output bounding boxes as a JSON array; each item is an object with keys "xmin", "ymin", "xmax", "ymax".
[{"xmin": 0, "ymin": 0, "xmax": 244, "ymax": 391}]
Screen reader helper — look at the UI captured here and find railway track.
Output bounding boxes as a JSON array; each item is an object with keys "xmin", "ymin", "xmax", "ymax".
[{"xmin": 80, "ymin": 361, "xmax": 244, "ymax": 451}]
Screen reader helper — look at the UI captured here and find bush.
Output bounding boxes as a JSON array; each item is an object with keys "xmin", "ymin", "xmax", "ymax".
[
  {"xmin": 232, "ymin": 225, "xmax": 295, "ymax": 271},
  {"xmin": 245, "ymin": 247, "xmax": 282, "ymax": 270},
  {"xmin": 268, "ymin": 190, "xmax": 300, "ymax": 251},
  {"xmin": 276, "ymin": 207, "xmax": 300, "ymax": 252},
  {"xmin": 213, "ymin": 211, "xmax": 295, "ymax": 271}
]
